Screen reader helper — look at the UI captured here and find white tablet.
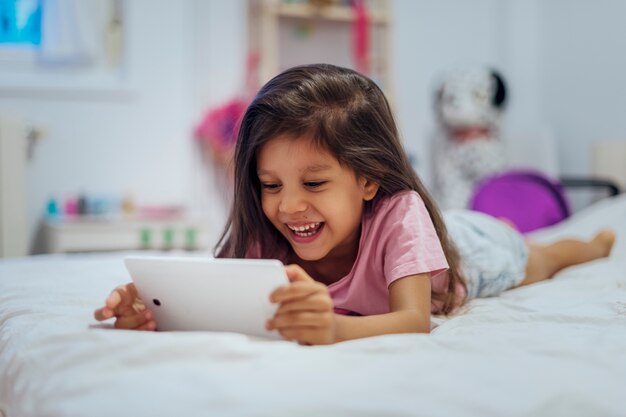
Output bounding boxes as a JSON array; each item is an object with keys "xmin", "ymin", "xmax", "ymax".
[{"xmin": 124, "ymin": 256, "xmax": 288, "ymax": 339}]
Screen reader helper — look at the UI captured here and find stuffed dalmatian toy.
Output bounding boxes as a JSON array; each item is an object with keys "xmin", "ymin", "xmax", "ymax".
[{"xmin": 432, "ymin": 68, "xmax": 508, "ymax": 210}]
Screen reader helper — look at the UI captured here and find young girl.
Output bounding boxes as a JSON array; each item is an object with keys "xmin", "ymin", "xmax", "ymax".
[{"xmin": 94, "ymin": 64, "xmax": 615, "ymax": 345}]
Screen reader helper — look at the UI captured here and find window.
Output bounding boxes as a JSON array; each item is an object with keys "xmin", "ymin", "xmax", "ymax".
[
  {"xmin": 0, "ymin": 0, "xmax": 128, "ymax": 93},
  {"xmin": 0, "ymin": 0, "xmax": 42, "ymax": 46}
]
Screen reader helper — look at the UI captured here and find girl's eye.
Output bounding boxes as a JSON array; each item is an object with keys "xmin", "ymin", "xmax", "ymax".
[
  {"xmin": 261, "ymin": 183, "xmax": 281, "ymax": 190},
  {"xmin": 304, "ymin": 181, "xmax": 326, "ymax": 188}
]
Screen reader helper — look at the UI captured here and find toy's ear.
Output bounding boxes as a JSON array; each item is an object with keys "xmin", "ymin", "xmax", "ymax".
[
  {"xmin": 490, "ymin": 70, "xmax": 507, "ymax": 109},
  {"xmin": 434, "ymin": 85, "xmax": 444, "ymax": 107}
]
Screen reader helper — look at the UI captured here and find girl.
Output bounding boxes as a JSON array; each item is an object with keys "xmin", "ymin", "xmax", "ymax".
[{"xmin": 94, "ymin": 64, "xmax": 615, "ymax": 345}]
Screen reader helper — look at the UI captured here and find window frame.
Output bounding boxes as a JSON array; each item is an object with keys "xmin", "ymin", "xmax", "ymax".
[{"xmin": 0, "ymin": 0, "xmax": 130, "ymax": 96}]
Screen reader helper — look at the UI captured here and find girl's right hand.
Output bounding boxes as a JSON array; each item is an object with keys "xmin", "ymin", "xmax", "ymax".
[{"xmin": 93, "ymin": 283, "xmax": 157, "ymax": 331}]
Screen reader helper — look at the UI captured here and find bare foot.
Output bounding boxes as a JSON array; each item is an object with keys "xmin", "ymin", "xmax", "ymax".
[{"xmin": 591, "ymin": 229, "xmax": 616, "ymax": 258}]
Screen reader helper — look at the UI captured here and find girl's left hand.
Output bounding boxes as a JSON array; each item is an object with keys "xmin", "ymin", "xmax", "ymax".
[{"xmin": 267, "ymin": 264, "xmax": 336, "ymax": 345}]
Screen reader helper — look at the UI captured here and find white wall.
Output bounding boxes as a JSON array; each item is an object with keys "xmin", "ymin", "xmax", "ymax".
[
  {"xmin": 190, "ymin": 0, "xmax": 247, "ymax": 235},
  {"xmin": 1, "ymin": 0, "xmax": 624, "ymax": 253},
  {"xmin": 539, "ymin": 0, "xmax": 626, "ymax": 175}
]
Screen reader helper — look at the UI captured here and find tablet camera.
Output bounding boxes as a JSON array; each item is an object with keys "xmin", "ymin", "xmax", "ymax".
[{"xmin": 152, "ymin": 299, "xmax": 161, "ymax": 306}]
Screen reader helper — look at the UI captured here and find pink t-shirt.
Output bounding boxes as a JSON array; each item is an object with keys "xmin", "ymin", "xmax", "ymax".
[
  {"xmin": 247, "ymin": 191, "xmax": 460, "ymax": 315},
  {"xmin": 328, "ymin": 190, "xmax": 452, "ymax": 316}
]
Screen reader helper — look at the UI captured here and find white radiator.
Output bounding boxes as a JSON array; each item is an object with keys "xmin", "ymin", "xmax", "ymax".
[{"xmin": 0, "ymin": 116, "xmax": 28, "ymax": 258}]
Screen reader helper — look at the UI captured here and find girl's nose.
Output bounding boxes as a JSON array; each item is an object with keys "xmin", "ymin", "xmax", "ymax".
[{"xmin": 278, "ymin": 191, "xmax": 308, "ymax": 214}]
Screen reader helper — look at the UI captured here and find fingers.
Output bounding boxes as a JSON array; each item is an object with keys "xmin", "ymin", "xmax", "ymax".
[
  {"xmin": 106, "ymin": 283, "xmax": 138, "ymax": 309},
  {"xmin": 284, "ymin": 264, "xmax": 314, "ymax": 283},
  {"xmin": 135, "ymin": 320, "xmax": 158, "ymax": 331},
  {"xmin": 268, "ymin": 311, "xmax": 335, "ymax": 345},
  {"xmin": 114, "ymin": 309, "xmax": 156, "ymax": 331},
  {"xmin": 267, "ymin": 271, "xmax": 336, "ymax": 344},
  {"xmin": 94, "ymin": 282, "xmax": 152, "ymax": 331},
  {"xmin": 94, "ymin": 306, "xmax": 112, "ymax": 321},
  {"xmin": 269, "ymin": 293, "xmax": 333, "ymax": 330},
  {"xmin": 269, "ymin": 289, "xmax": 333, "ymax": 328},
  {"xmin": 95, "ymin": 283, "xmax": 138, "ymax": 321},
  {"xmin": 94, "ymin": 305, "xmax": 155, "ymax": 330},
  {"xmin": 274, "ymin": 292, "xmax": 333, "ymax": 315},
  {"xmin": 270, "ymin": 280, "xmax": 327, "ymax": 304},
  {"xmin": 269, "ymin": 311, "xmax": 334, "ymax": 330},
  {"xmin": 94, "ymin": 302, "xmax": 154, "ymax": 329}
]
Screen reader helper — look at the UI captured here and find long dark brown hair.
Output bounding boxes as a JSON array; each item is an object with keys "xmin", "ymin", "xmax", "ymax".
[{"xmin": 215, "ymin": 63, "xmax": 466, "ymax": 313}]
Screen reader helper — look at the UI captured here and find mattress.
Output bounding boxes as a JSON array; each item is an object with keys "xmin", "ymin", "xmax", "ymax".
[{"xmin": 1, "ymin": 195, "xmax": 625, "ymax": 417}]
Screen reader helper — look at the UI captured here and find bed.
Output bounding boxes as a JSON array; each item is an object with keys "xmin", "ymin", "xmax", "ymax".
[{"xmin": 1, "ymin": 194, "xmax": 625, "ymax": 417}]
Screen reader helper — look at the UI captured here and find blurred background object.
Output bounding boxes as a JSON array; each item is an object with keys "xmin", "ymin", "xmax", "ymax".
[
  {"xmin": 0, "ymin": 116, "xmax": 28, "ymax": 257},
  {"xmin": 431, "ymin": 67, "xmax": 508, "ymax": 210},
  {"xmin": 593, "ymin": 141, "xmax": 626, "ymax": 191},
  {"xmin": 248, "ymin": 0, "xmax": 390, "ymax": 90}
]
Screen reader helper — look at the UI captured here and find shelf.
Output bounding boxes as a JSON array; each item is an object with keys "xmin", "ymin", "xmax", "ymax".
[
  {"xmin": 275, "ymin": 3, "xmax": 390, "ymax": 24},
  {"xmin": 43, "ymin": 215, "xmax": 211, "ymax": 253},
  {"xmin": 249, "ymin": 0, "xmax": 392, "ymax": 92}
]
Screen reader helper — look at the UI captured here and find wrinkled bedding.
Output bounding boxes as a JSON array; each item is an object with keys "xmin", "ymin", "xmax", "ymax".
[{"xmin": 1, "ymin": 195, "xmax": 625, "ymax": 417}]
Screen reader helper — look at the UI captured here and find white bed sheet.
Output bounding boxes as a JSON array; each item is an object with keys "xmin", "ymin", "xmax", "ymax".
[{"xmin": 1, "ymin": 195, "xmax": 626, "ymax": 417}]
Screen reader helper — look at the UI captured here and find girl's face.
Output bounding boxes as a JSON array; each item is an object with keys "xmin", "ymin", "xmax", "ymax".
[{"xmin": 257, "ymin": 135, "xmax": 378, "ymax": 268}]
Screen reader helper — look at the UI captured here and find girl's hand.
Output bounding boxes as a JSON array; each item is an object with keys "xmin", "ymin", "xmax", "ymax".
[
  {"xmin": 267, "ymin": 264, "xmax": 336, "ymax": 345},
  {"xmin": 93, "ymin": 283, "xmax": 156, "ymax": 331}
]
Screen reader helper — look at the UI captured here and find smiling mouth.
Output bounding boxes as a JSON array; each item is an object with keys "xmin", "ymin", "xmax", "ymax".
[{"xmin": 287, "ymin": 222, "xmax": 324, "ymax": 238}]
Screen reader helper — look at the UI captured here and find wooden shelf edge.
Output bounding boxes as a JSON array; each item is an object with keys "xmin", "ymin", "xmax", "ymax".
[{"xmin": 275, "ymin": 3, "xmax": 389, "ymax": 24}]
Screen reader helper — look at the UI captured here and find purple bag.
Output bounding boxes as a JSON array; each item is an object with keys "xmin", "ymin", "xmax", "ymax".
[{"xmin": 469, "ymin": 169, "xmax": 571, "ymax": 233}]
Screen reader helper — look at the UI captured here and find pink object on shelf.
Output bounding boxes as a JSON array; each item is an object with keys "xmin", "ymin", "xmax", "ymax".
[
  {"xmin": 137, "ymin": 205, "xmax": 184, "ymax": 220},
  {"xmin": 64, "ymin": 198, "xmax": 78, "ymax": 216}
]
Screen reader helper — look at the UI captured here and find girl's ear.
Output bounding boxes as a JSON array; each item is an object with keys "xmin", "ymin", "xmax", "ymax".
[{"xmin": 360, "ymin": 177, "xmax": 380, "ymax": 201}]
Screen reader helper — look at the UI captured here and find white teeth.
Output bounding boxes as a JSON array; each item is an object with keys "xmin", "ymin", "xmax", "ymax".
[
  {"xmin": 287, "ymin": 222, "xmax": 322, "ymax": 237},
  {"xmin": 287, "ymin": 222, "xmax": 320, "ymax": 232}
]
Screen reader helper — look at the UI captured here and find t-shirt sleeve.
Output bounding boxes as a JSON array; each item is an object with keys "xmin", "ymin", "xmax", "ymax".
[{"xmin": 380, "ymin": 192, "xmax": 449, "ymax": 287}]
